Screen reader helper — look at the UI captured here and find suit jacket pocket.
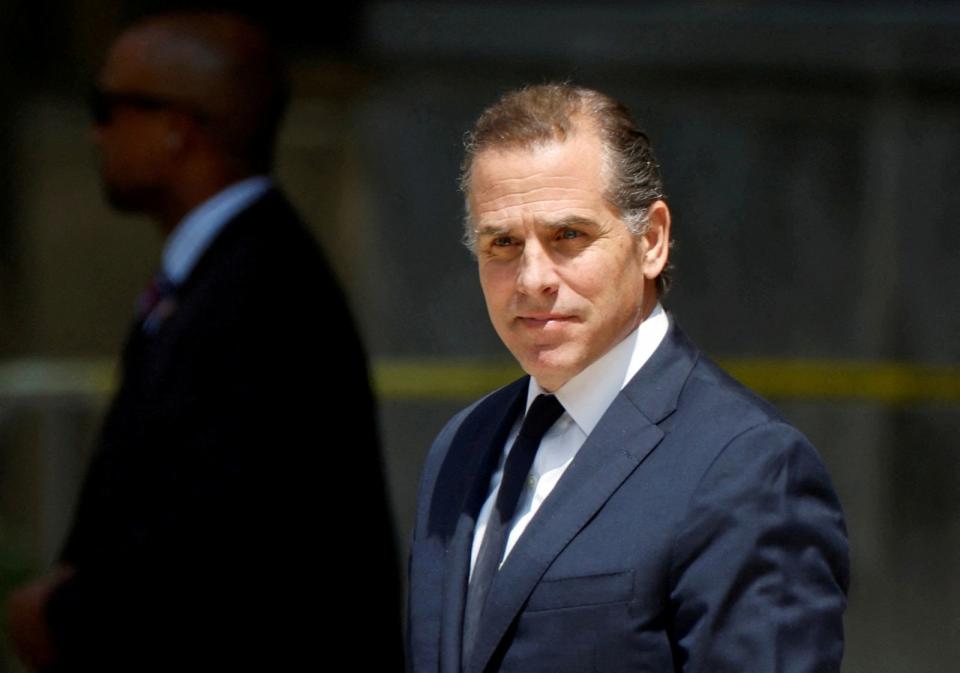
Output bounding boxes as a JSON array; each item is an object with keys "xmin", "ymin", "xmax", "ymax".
[{"xmin": 525, "ymin": 569, "xmax": 634, "ymax": 612}]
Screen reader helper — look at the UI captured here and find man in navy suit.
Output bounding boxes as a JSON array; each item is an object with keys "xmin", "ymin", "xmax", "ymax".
[
  {"xmin": 408, "ymin": 84, "xmax": 849, "ymax": 673},
  {"xmin": 7, "ymin": 12, "xmax": 401, "ymax": 672}
]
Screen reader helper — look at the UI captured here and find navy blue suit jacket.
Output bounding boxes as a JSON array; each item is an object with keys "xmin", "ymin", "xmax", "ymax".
[{"xmin": 408, "ymin": 321, "xmax": 849, "ymax": 673}]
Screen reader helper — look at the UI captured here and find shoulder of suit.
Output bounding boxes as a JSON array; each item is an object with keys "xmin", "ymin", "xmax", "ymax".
[
  {"xmin": 422, "ymin": 376, "xmax": 527, "ymax": 473},
  {"xmin": 686, "ymin": 352, "xmax": 783, "ymax": 417},
  {"xmin": 187, "ymin": 189, "xmax": 329, "ymax": 288},
  {"xmin": 656, "ymin": 350, "xmax": 802, "ymax": 467},
  {"xmin": 430, "ymin": 377, "xmax": 527, "ymax": 450},
  {"xmin": 216, "ymin": 189, "xmax": 314, "ymax": 254}
]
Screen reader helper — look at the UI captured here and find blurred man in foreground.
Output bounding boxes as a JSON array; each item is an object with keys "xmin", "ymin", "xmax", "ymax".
[{"xmin": 8, "ymin": 12, "xmax": 401, "ymax": 672}]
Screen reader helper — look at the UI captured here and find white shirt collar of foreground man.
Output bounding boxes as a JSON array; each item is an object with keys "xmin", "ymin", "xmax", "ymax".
[
  {"xmin": 527, "ymin": 302, "xmax": 669, "ymax": 435},
  {"xmin": 471, "ymin": 303, "xmax": 669, "ymax": 574}
]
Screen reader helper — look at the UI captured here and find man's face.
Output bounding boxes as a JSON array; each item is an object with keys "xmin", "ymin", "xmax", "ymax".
[
  {"xmin": 91, "ymin": 30, "xmax": 179, "ymax": 214},
  {"xmin": 470, "ymin": 128, "xmax": 667, "ymax": 392}
]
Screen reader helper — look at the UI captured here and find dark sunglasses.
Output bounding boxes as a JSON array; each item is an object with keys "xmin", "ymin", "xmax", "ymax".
[{"xmin": 89, "ymin": 87, "xmax": 204, "ymax": 125}]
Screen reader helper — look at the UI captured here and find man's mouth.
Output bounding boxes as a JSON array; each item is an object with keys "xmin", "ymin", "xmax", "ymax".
[{"xmin": 517, "ymin": 313, "xmax": 575, "ymax": 327}]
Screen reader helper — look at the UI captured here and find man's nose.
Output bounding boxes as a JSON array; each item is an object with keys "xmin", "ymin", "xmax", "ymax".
[{"xmin": 516, "ymin": 240, "xmax": 559, "ymax": 295}]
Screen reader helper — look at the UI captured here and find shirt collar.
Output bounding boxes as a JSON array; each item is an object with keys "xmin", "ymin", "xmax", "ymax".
[
  {"xmin": 526, "ymin": 303, "xmax": 669, "ymax": 436},
  {"xmin": 162, "ymin": 176, "xmax": 273, "ymax": 285}
]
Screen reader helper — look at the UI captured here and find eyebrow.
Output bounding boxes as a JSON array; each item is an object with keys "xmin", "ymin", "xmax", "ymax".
[
  {"xmin": 474, "ymin": 223, "xmax": 511, "ymax": 239},
  {"xmin": 543, "ymin": 215, "xmax": 599, "ymax": 231},
  {"xmin": 474, "ymin": 215, "xmax": 600, "ymax": 239}
]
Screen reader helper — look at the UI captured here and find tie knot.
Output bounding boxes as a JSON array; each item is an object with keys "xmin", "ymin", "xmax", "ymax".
[{"xmin": 518, "ymin": 394, "xmax": 565, "ymax": 442}]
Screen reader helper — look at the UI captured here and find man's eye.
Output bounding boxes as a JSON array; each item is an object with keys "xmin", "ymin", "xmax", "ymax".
[
  {"xmin": 558, "ymin": 228, "xmax": 581, "ymax": 240},
  {"xmin": 493, "ymin": 236, "xmax": 514, "ymax": 247}
]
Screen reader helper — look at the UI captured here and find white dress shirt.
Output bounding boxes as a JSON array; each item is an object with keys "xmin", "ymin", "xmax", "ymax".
[{"xmin": 469, "ymin": 303, "xmax": 670, "ymax": 575}]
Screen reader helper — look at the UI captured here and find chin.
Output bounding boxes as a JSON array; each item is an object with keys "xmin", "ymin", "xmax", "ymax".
[
  {"xmin": 520, "ymin": 352, "xmax": 579, "ymax": 392},
  {"xmin": 102, "ymin": 183, "xmax": 152, "ymax": 214},
  {"xmin": 104, "ymin": 189, "xmax": 137, "ymax": 212}
]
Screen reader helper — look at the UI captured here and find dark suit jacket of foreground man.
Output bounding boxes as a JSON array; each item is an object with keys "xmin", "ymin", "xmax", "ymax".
[
  {"xmin": 408, "ymin": 320, "xmax": 849, "ymax": 673},
  {"xmin": 46, "ymin": 190, "xmax": 402, "ymax": 671}
]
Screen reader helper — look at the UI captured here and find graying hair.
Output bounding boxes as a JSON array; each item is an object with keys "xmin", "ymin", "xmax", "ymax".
[{"xmin": 459, "ymin": 83, "xmax": 672, "ymax": 294}]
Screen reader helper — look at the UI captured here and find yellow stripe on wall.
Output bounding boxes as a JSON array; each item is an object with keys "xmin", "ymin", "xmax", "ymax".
[
  {"xmin": 372, "ymin": 360, "xmax": 524, "ymax": 401},
  {"xmin": 372, "ymin": 358, "xmax": 960, "ymax": 404},
  {"xmin": 721, "ymin": 359, "xmax": 960, "ymax": 404},
  {"xmin": 1, "ymin": 358, "xmax": 959, "ymax": 404}
]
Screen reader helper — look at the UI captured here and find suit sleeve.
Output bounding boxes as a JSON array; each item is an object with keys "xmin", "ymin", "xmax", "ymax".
[{"xmin": 668, "ymin": 421, "xmax": 850, "ymax": 673}]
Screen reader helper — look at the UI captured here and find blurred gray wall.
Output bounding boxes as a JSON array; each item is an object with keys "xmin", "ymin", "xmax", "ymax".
[{"xmin": 1, "ymin": 3, "xmax": 958, "ymax": 672}]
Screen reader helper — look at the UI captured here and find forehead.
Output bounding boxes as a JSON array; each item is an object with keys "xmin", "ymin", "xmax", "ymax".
[
  {"xmin": 100, "ymin": 30, "xmax": 160, "ymax": 88},
  {"xmin": 467, "ymin": 131, "xmax": 612, "ymax": 223},
  {"xmin": 100, "ymin": 25, "xmax": 198, "ymax": 100}
]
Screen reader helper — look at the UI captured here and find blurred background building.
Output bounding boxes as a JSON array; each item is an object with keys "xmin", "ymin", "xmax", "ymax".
[{"xmin": 1, "ymin": 1, "xmax": 958, "ymax": 671}]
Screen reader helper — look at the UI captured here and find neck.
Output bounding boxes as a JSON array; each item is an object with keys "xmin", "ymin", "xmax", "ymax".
[{"xmin": 156, "ymin": 168, "xmax": 261, "ymax": 237}]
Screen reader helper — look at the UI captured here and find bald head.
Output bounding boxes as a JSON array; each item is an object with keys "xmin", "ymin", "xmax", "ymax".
[{"xmin": 102, "ymin": 11, "xmax": 288, "ymax": 173}]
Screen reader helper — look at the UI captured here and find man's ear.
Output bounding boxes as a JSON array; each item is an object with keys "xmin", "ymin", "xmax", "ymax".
[
  {"xmin": 640, "ymin": 200, "xmax": 671, "ymax": 280},
  {"xmin": 163, "ymin": 111, "xmax": 201, "ymax": 156}
]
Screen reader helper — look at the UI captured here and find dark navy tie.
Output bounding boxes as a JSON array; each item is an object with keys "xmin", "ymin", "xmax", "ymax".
[{"xmin": 462, "ymin": 393, "xmax": 565, "ymax": 665}]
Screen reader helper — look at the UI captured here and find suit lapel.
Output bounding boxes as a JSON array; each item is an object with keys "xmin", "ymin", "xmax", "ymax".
[
  {"xmin": 465, "ymin": 321, "xmax": 700, "ymax": 673},
  {"xmin": 437, "ymin": 380, "xmax": 527, "ymax": 673}
]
